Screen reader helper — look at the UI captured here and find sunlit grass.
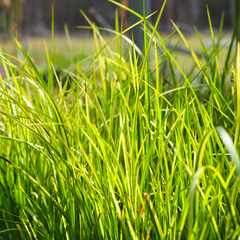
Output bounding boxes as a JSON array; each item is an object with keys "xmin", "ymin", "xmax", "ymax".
[{"xmin": 0, "ymin": 1, "xmax": 239, "ymax": 239}]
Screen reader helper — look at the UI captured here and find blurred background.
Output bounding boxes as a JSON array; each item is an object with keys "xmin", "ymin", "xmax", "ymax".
[
  {"xmin": 0, "ymin": 0, "xmax": 234, "ymax": 37},
  {"xmin": 0, "ymin": 0, "xmax": 236, "ymax": 73}
]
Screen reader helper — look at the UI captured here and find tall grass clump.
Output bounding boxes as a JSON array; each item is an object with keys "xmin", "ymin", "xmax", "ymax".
[{"xmin": 0, "ymin": 1, "xmax": 240, "ymax": 239}]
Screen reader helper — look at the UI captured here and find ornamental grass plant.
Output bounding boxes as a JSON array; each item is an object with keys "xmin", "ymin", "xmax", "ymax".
[{"xmin": 0, "ymin": 1, "xmax": 240, "ymax": 239}]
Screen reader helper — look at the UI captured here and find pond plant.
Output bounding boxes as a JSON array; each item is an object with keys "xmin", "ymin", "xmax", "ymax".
[{"xmin": 0, "ymin": 0, "xmax": 240, "ymax": 239}]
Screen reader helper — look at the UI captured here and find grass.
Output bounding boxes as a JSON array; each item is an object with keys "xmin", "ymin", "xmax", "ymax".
[
  {"xmin": 0, "ymin": 1, "xmax": 240, "ymax": 239},
  {"xmin": 0, "ymin": 28, "xmax": 233, "ymax": 71},
  {"xmin": 0, "ymin": 33, "xmax": 105, "ymax": 70}
]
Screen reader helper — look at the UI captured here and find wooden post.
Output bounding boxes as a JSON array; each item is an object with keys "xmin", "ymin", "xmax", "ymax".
[
  {"xmin": 119, "ymin": 0, "xmax": 129, "ymax": 35},
  {"xmin": 165, "ymin": 0, "xmax": 173, "ymax": 31}
]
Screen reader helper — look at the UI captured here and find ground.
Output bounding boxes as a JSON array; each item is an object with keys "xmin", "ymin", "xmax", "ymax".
[{"xmin": 0, "ymin": 29, "xmax": 234, "ymax": 73}]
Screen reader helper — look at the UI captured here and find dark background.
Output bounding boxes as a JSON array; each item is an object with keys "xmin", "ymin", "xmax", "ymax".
[{"xmin": 0, "ymin": 0, "xmax": 234, "ymax": 36}]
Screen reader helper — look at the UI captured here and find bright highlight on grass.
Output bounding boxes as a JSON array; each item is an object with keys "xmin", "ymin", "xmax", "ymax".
[{"xmin": 0, "ymin": 1, "xmax": 240, "ymax": 239}]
